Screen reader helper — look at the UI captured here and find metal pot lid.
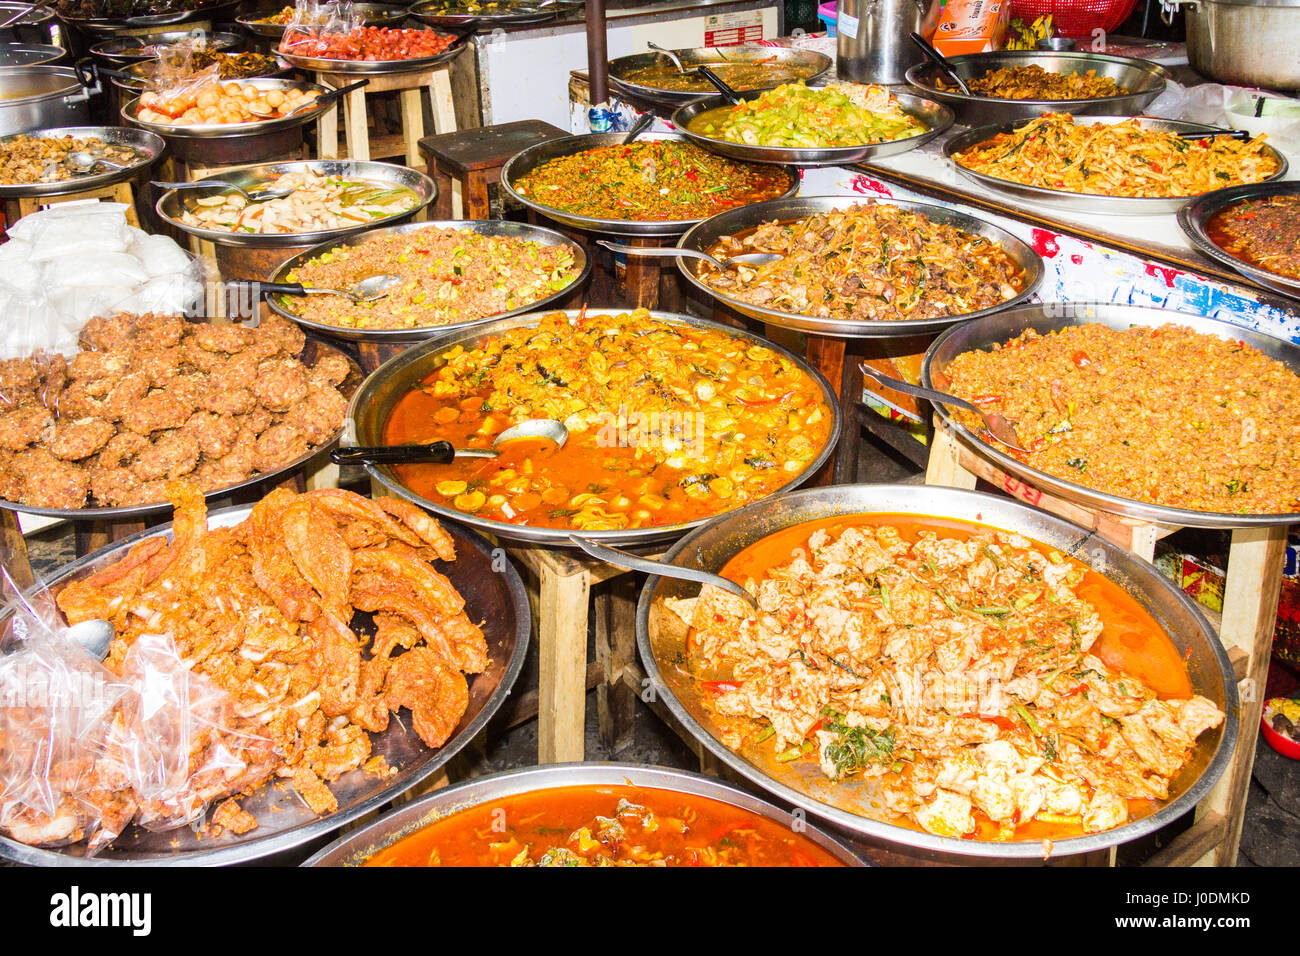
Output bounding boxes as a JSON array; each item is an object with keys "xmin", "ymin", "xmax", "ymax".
[{"xmin": 0, "ymin": 43, "xmax": 66, "ymax": 66}]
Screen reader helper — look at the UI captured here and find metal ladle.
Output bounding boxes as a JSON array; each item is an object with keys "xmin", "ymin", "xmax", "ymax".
[
  {"xmin": 154, "ymin": 178, "xmax": 297, "ymax": 203},
  {"xmin": 597, "ymin": 239, "xmax": 781, "ymax": 271},
  {"xmin": 67, "ymin": 151, "xmax": 131, "ymax": 173},
  {"xmin": 569, "ymin": 536, "xmax": 759, "ymax": 609},
  {"xmin": 229, "ymin": 273, "xmax": 404, "ymax": 305},
  {"xmin": 331, "ymin": 418, "xmax": 569, "ymax": 466},
  {"xmin": 647, "ymin": 41, "xmax": 685, "ymax": 72}
]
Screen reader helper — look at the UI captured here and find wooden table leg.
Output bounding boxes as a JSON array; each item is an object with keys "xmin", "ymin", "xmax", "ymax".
[
  {"xmin": 75, "ymin": 519, "xmax": 148, "ymax": 559},
  {"xmin": 428, "ymin": 65, "xmax": 457, "ymax": 135},
  {"xmin": 430, "ymin": 160, "xmax": 454, "ymax": 219},
  {"xmin": 399, "ymin": 87, "xmax": 425, "ymax": 168},
  {"xmin": 346, "ymin": 83, "xmax": 370, "ymax": 162},
  {"xmin": 805, "ymin": 334, "xmax": 847, "ymax": 487},
  {"xmin": 0, "ymin": 509, "xmax": 34, "ymax": 591},
  {"xmin": 537, "ymin": 562, "xmax": 590, "ymax": 764},
  {"xmin": 596, "ymin": 574, "xmax": 637, "ymax": 754},
  {"xmin": 464, "ymin": 169, "xmax": 491, "ymax": 220}
]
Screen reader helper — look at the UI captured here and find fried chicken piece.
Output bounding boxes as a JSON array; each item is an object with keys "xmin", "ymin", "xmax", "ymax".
[
  {"xmin": 434, "ymin": 612, "xmax": 489, "ymax": 674},
  {"xmin": 211, "ymin": 798, "xmax": 258, "ymax": 835},
  {"xmin": 193, "ymin": 323, "xmax": 256, "ymax": 354},
  {"xmin": 310, "ymin": 613, "xmax": 361, "ymax": 718},
  {"xmin": 131, "ymin": 430, "xmax": 200, "ymax": 481},
  {"xmin": 97, "ymin": 431, "xmax": 148, "ymax": 469},
  {"xmin": 130, "ymin": 345, "xmax": 186, "ymax": 388},
  {"xmin": 253, "ymin": 423, "xmax": 309, "ymax": 472},
  {"xmin": 291, "ymin": 765, "xmax": 338, "ymax": 815},
  {"xmin": 376, "ymin": 497, "xmax": 456, "ymax": 562},
  {"xmin": 250, "ymin": 358, "xmax": 309, "ymax": 413},
  {"xmin": 198, "ymin": 386, "xmax": 257, "ymax": 417},
  {"xmin": 383, "ymin": 647, "xmax": 469, "ymax": 749},
  {"xmin": 307, "ymin": 352, "xmax": 351, "ymax": 388},
  {"xmin": 13, "ymin": 448, "xmax": 86, "ymax": 508},
  {"xmin": 0, "ymin": 450, "xmax": 23, "ymax": 501},
  {"xmin": 0, "ymin": 357, "xmax": 41, "ymax": 397},
  {"xmin": 180, "ymin": 411, "xmax": 240, "ymax": 460},
  {"xmin": 49, "ymin": 417, "xmax": 114, "ymax": 462},
  {"xmin": 284, "ymin": 497, "xmax": 353, "ymax": 622},
  {"xmin": 133, "ymin": 313, "xmax": 186, "ymax": 351},
  {"xmin": 103, "ymin": 373, "xmax": 152, "ymax": 423},
  {"xmin": 0, "ymin": 405, "xmax": 53, "ymax": 452},
  {"xmin": 68, "ymin": 349, "xmax": 129, "ymax": 384},
  {"xmin": 258, "ymin": 313, "xmax": 305, "ymax": 357},
  {"xmin": 284, "ymin": 382, "xmax": 346, "ymax": 445},
  {"xmin": 78, "ymin": 313, "xmax": 137, "ymax": 351},
  {"xmin": 306, "ymin": 721, "xmax": 370, "ymax": 779},
  {"xmin": 89, "ymin": 465, "xmax": 143, "ymax": 507},
  {"xmin": 352, "ymin": 546, "xmax": 465, "ymax": 617},
  {"xmin": 56, "ymin": 534, "xmax": 169, "ymax": 623},
  {"xmin": 121, "ymin": 390, "xmax": 193, "ymax": 436},
  {"xmin": 350, "ymin": 571, "xmax": 462, "ymax": 668},
  {"xmin": 305, "ymin": 489, "xmax": 424, "ymax": 548},
  {"xmin": 248, "ymin": 487, "xmax": 319, "ymax": 623},
  {"xmin": 55, "ymin": 381, "xmax": 109, "ymax": 420}
]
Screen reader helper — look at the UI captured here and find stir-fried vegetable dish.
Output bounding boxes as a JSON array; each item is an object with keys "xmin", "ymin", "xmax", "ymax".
[{"xmin": 935, "ymin": 65, "xmax": 1128, "ymax": 100}]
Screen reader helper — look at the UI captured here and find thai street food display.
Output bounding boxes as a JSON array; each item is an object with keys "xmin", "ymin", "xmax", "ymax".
[
  {"xmin": 935, "ymin": 65, "xmax": 1128, "ymax": 100},
  {"xmin": 0, "ymin": 134, "xmax": 142, "ymax": 185}
]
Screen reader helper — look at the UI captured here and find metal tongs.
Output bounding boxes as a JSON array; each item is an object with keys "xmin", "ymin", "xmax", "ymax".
[{"xmin": 909, "ymin": 31, "xmax": 972, "ymax": 96}]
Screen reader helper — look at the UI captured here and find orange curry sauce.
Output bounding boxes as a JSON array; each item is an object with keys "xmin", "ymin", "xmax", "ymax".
[{"xmin": 362, "ymin": 785, "xmax": 847, "ymax": 867}]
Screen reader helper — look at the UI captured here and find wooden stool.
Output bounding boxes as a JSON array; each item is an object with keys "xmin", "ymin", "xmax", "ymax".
[
  {"xmin": 316, "ymin": 66, "xmax": 457, "ymax": 167},
  {"xmin": 3, "ymin": 180, "xmax": 141, "ymax": 230},
  {"xmin": 926, "ymin": 422, "xmax": 1286, "ymax": 867},
  {"xmin": 418, "ymin": 119, "xmax": 568, "ymax": 220}
]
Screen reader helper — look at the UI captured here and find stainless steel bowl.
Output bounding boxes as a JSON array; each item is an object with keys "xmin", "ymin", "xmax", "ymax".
[
  {"xmin": 0, "ymin": 501, "xmax": 530, "ymax": 866},
  {"xmin": 408, "ymin": 0, "xmax": 581, "ymax": 30},
  {"xmin": 238, "ymin": 2, "xmax": 414, "ymax": 39},
  {"xmin": 923, "ymin": 301, "xmax": 1300, "ymax": 528},
  {"xmin": 156, "ymin": 159, "xmax": 437, "ymax": 248},
  {"xmin": 609, "ymin": 44, "xmax": 833, "ymax": 108},
  {"xmin": 499, "ymin": 130, "xmax": 800, "ymax": 239},
  {"xmin": 1177, "ymin": 180, "xmax": 1300, "ymax": 301},
  {"xmin": 675, "ymin": 194, "xmax": 1044, "ymax": 339},
  {"xmin": 87, "ymin": 29, "xmax": 241, "ymax": 67},
  {"xmin": 672, "ymin": 88, "xmax": 953, "ymax": 167},
  {"xmin": 637, "ymin": 483, "xmax": 1239, "ymax": 860},
  {"xmin": 121, "ymin": 75, "xmax": 334, "ymax": 140},
  {"xmin": 264, "ymin": 219, "xmax": 591, "ymax": 344},
  {"xmin": 302, "ymin": 762, "xmax": 866, "ymax": 866},
  {"xmin": 944, "ymin": 116, "xmax": 1291, "ymax": 216},
  {"xmin": 0, "ymin": 123, "xmax": 163, "ymax": 198},
  {"xmin": 275, "ymin": 32, "xmax": 467, "ymax": 75},
  {"xmin": 345, "ymin": 308, "xmax": 843, "ymax": 548},
  {"xmin": 904, "ymin": 50, "xmax": 1170, "ymax": 125},
  {"xmin": 0, "ymin": 42, "xmax": 66, "ymax": 66}
]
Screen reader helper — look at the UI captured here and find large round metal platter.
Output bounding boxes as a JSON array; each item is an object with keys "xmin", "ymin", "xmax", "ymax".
[
  {"xmin": 155, "ymin": 158, "xmax": 437, "ymax": 248},
  {"xmin": 56, "ymin": 0, "xmax": 244, "ymax": 38},
  {"xmin": 1177, "ymin": 180, "xmax": 1300, "ymax": 301},
  {"xmin": 275, "ymin": 30, "xmax": 467, "ymax": 75},
  {"xmin": 303, "ymin": 761, "xmax": 865, "ymax": 866},
  {"xmin": 407, "ymin": 0, "xmax": 581, "ymax": 30},
  {"xmin": 0, "ymin": 501, "xmax": 530, "ymax": 866},
  {"xmin": 675, "ymin": 194, "xmax": 1044, "ymax": 339},
  {"xmin": 923, "ymin": 301, "xmax": 1300, "ymax": 529},
  {"xmin": 237, "ymin": 2, "xmax": 413, "ymax": 39},
  {"xmin": 87, "ymin": 29, "xmax": 242, "ymax": 67},
  {"xmin": 0, "ymin": 124, "xmax": 164, "ymax": 199},
  {"xmin": 121, "ymin": 75, "xmax": 334, "ymax": 140},
  {"xmin": 263, "ymin": 218, "xmax": 590, "ymax": 344},
  {"xmin": 904, "ymin": 50, "xmax": 1170, "ymax": 125},
  {"xmin": 345, "ymin": 308, "xmax": 843, "ymax": 548},
  {"xmin": 499, "ymin": 130, "xmax": 800, "ymax": 239},
  {"xmin": 609, "ymin": 44, "xmax": 832, "ymax": 108},
  {"xmin": 0, "ymin": 334, "xmax": 363, "ymax": 520},
  {"xmin": 672, "ymin": 88, "xmax": 953, "ymax": 167},
  {"xmin": 944, "ymin": 116, "xmax": 1290, "ymax": 216},
  {"xmin": 637, "ymin": 482, "xmax": 1239, "ymax": 861},
  {"xmin": 0, "ymin": 43, "xmax": 67, "ymax": 67}
]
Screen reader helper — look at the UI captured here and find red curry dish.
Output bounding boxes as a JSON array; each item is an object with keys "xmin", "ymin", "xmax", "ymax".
[{"xmin": 1205, "ymin": 193, "xmax": 1300, "ymax": 281}]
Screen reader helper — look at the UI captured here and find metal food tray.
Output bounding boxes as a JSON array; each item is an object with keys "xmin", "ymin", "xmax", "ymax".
[
  {"xmin": 264, "ymin": 219, "xmax": 590, "ymax": 344},
  {"xmin": 58, "ymin": 0, "xmax": 244, "ymax": 38},
  {"xmin": 638, "ymin": 483, "xmax": 1238, "ymax": 860},
  {"xmin": 499, "ymin": 130, "xmax": 800, "ymax": 239},
  {"xmin": 237, "ymin": 2, "xmax": 412, "ymax": 38},
  {"xmin": 672, "ymin": 88, "xmax": 953, "ymax": 167},
  {"xmin": 675, "ymin": 194, "xmax": 1044, "ymax": 339},
  {"xmin": 609, "ymin": 44, "xmax": 832, "ymax": 108},
  {"xmin": 121, "ymin": 75, "xmax": 334, "ymax": 140},
  {"xmin": 0, "ymin": 124, "xmax": 164, "ymax": 199},
  {"xmin": 944, "ymin": 116, "xmax": 1290, "ymax": 216},
  {"xmin": 923, "ymin": 301, "xmax": 1300, "ymax": 528},
  {"xmin": 345, "ymin": 308, "xmax": 843, "ymax": 548},
  {"xmin": 1177, "ymin": 180, "xmax": 1300, "ymax": 301},
  {"xmin": 87, "ymin": 29, "xmax": 242, "ymax": 66},
  {"xmin": 275, "ymin": 32, "xmax": 467, "ymax": 75},
  {"xmin": 0, "ymin": 336, "xmax": 362, "ymax": 520},
  {"xmin": 0, "ymin": 502, "xmax": 529, "ymax": 866},
  {"xmin": 156, "ymin": 158, "xmax": 438, "ymax": 248},
  {"xmin": 407, "ymin": 0, "xmax": 582, "ymax": 30},
  {"xmin": 904, "ymin": 50, "xmax": 1171, "ymax": 125}
]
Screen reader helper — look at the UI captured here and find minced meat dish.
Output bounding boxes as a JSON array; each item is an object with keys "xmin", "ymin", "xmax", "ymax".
[{"xmin": 1205, "ymin": 193, "xmax": 1300, "ymax": 280}]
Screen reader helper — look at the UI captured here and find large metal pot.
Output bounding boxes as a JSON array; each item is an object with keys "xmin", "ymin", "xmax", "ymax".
[
  {"xmin": 0, "ymin": 3, "xmax": 56, "ymax": 44},
  {"xmin": 0, "ymin": 64, "xmax": 97, "ymax": 134},
  {"xmin": 1166, "ymin": 0, "xmax": 1300, "ymax": 90},
  {"xmin": 837, "ymin": 0, "xmax": 938, "ymax": 84}
]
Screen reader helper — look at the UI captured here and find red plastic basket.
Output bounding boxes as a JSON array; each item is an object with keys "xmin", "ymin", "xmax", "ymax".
[{"xmin": 1009, "ymin": 0, "xmax": 1140, "ymax": 37}]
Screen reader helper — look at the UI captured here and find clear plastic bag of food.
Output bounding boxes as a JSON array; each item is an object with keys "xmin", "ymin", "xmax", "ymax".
[
  {"xmin": 136, "ymin": 62, "xmax": 222, "ymax": 122},
  {"xmin": 280, "ymin": 0, "xmax": 360, "ymax": 55}
]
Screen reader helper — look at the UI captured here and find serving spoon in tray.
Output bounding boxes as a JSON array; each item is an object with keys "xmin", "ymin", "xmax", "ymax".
[
  {"xmin": 597, "ymin": 239, "xmax": 782, "ymax": 271},
  {"xmin": 332, "ymin": 418, "xmax": 569, "ymax": 466},
  {"xmin": 569, "ymin": 536, "xmax": 759, "ymax": 610},
  {"xmin": 228, "ymin": 273, "xmax": 404, "ymax": 305}
]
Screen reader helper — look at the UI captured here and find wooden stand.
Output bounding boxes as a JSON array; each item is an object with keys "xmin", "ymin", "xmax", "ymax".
[
  {"xmin": 4, "ymin": 180, "xmax": 140, "ymax": 229},
  {"xmin": 419, "ymin": 119, "xmax": 568, "ymax": 220},
  {"xmin": 926, "ymin": 421, "xmax": 1286, "ymax": 867},
  {"xmin": 316, "ymin": 66, "xmax": 457, "ymax": 167}
]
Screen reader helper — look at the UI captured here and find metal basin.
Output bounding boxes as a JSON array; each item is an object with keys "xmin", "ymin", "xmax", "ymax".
[
  {"xmin": 637, "ymin": 483, "xmax": 1239, "ymax": 861},
  {"xmin": 0, "ymin": 123, "xmax": 164, "ymax": 199},
  {"xmin": 608, "ymin": 44, "xmax": 832, "ymax": 107}
]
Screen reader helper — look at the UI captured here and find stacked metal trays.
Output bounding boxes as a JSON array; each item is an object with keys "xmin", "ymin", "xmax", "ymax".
[
  {"xmin": 675, "ymin": 195, "xmax": 1044, "ymax": 338},
  {"xmin": 264, "ymin": 219, "xmax": 591, "ymax": 344},
  {"xmin": 0, "ymin": 336, "xmax": 364, "ymax": 520},
  {"xmin": 637, "ymin": 483, "xmax": 1239, "ymax": 860},
  {"xmin": 120, "ymin": 75, "xmax": 336, "ymax": 139},
  {"xmin": 0, "ymin": 504, "xmax": 530, "ymax": 865},
  {"xmin": 672, "ymin": 88, "xmax": 953, "ymax": 167},
  {"xmin": 155, "ymin": 158, "xmax": 438, "ymax": 248},
  {"xmin": 943, "ymin": 116, "xmax": 1290, "ymax": 216},
  {"xmin": 608, "ymin": 45, "xmax": 832, "ymax": 108},
  {"xmin": 1177, "ymin": 180, "xmax": 1300, "ymax": 301},
  {"xmin": 57, "ymin": 0, "xmax": 244, "ymax": 38},
  {"xmin": 0, "ymin": 123, "xmax": 163, "ymax": 198},
  {"xmin": 275, "ymin": 30, "xmax": 468, "ymax": 74},
  {"xmin": 87, "ymin": 29, "xmax": 242, "ymax": 67},
  {"xmin": 237, "ymin": 2, "xmax": 412, "ymax": 38},
  {"xmin": 923, "ymin": 301, "xmax": 1300, "ymax": 529},
  {"xmin": 408, "ymin": 0, "xmax": 583, "ymax": 30},
  {"xmin": 343, "ymin": 308, "xmax": 843, "ymax": 548},
  {"xmin": 303, "ymin": 763, "xmax": 865, "ymax": 866},
  {"xmin": 0, "ymin": 43, "xmax": 67, "ymax": 66},
  {"xmin": 904, "ymin": 50, "xmax": 1171, "ymax": 125},
  {"xmin": 499, "ymin": 130, "xmax": 800, "ymax": 238}
]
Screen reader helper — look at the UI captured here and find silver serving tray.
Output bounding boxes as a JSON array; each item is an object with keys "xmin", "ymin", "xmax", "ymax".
[
  {"xmin": 121, "ymin": 75, "xmax": 335, "ymax": 140},
  {"xmin": 303, "ymin": 761, "xmax": 865, "ymax": 865},
  {"xmin": 675, "ymin": 194, "xmax": 1044, "ymax": 339},
  {"xmin": 0, "ymin": 501, "xmax": 529, "ymax": 865},
  {"xmin": 60, "ymin": 1, "xmax": 243, "ymax": 38},
  {"xmin": 924, "ymin": 301, "xmax": 1300, "ymax": 528},
  {"xmin": 609, "ymin": 44, "xmax": 832, "ymax": 108},
  {"xmin": 275, "ymin": 31, "xmax": 466, "ymax": 75},
  {"xmin": 238, "ymin": 2, "xmax": 412, "ymax": 38},
  {"xmin": 499, "ymin": 130, "xmax": 800, "ymax": 239},
  {"xmin": 637, "ymin": 483, "xmax": 1239, "ymax": 860},
  {"xmin": 0, "ymin": 334, "xmax": 363, "ymax": 520},
  {"xmin": 0, "ymin": 123, "xmax": 164, "ymax": 198},
  {"xmin": 407, "ymin": 0, "xmax": 581, "ymax": 30},
  {"xmin": 1177, "ymin": 180, "xmax": 1300, "ymax": 301},
  {"xmin": 672, "ymin": 88, "xmax": 953, "ymax": 167},
  {"xmin": 264, "ymin": 218, "xmax": 591, "ymax": 344},
  {"xmin": 110, "ymin": 56, "xmax": 290, "ymax": 92},
  {"xmin": 156, "ymin": 158, "xmax": 437, "ymax": 248},
  {"xmin": 87, "ymin": 29, "xmax": 242, "ymax": 66},
  {"xmin": 944, "ymin": 116, "xmax": 1291, "ymax": 216},
  {"xmin": 904, "ymin": 50, "xmax": 1170, "ymax": 125},
  {"xmin": 345, "ymin": 308, "xmax": 843, "ymax": 548}
]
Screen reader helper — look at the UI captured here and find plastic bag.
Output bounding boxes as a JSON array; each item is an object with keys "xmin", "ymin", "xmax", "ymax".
[
  {"xmin": 280, "ymin": 0, "xmax": 360, "ymax": 56},
  {"xmin": 1146, "ymin": 79, "xmax": 1300, "ymax": 154},
  {"xmin": 137, "ymin": 62, "xmax": 222, "ymax": 121}
]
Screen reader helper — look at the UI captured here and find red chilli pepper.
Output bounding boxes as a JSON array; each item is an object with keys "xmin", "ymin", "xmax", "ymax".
[
  {"xmin": 1070, "ymin": 349, "xmax": 1092, "ymax": 369},
  {"xmin": 699, "ymin": 680, "xmax": 743, "ymax": 693}
]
